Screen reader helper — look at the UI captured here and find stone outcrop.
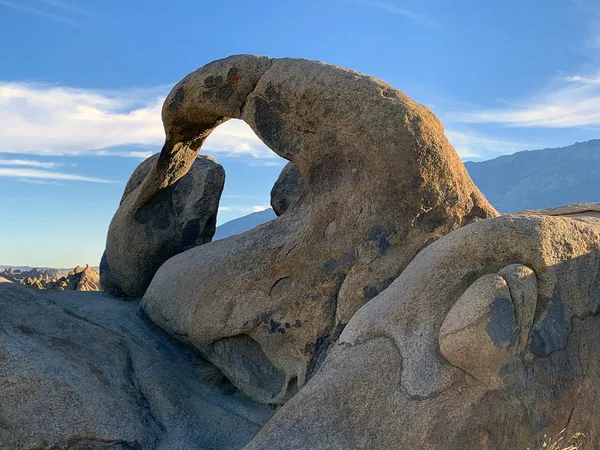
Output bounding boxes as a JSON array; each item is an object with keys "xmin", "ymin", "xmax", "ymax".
[
  {"xmin": 244, "ymin": 214, "xmax": 600, "ymax": 449},
  {"xmin": 103, "ymin": 153, "xmax": 225, "ymax": 297},
  {"xmin": 140, "ymin": 55, "xmax": 498, "ymax": 405},
  {"xmin": 270, "ymin": 162, "xmax": 305, "ymax": 216},
  {"xmin": 0, "ymin": 282, "xmax": 273, "ymax": 450},
  {"xmin": 1, "ymin": 265, "xmax": 101, "ymax": 291}
]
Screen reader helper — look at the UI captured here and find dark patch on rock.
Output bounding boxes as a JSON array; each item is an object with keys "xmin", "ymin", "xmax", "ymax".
[
  {"xmin": 485, "ymin": 295, "xmax": 519, "ymax": 348},
  {"xmin": 413, "ymin": 208, "xmax": 448, "ymax": 233},
  {"xmin": 216, "ymin": 83, "xmax": 234, "ymax": 101},
  {"xmin": 227, "ymin": 67, "xmax": 239, "ymax": 79},
  {"xmin": 134, "ymin": 188, "xmax": 174, "ymax": 230},
  {"xmin": 305, "ymin": 333, "xmax": 332, "ymax": 380},
  {"xmin": 363, "ymin": 276, "xmax": 398, "ymax": 302},
  {"xmin": 363, "ymin": 285, "xmax": 381, "ymax": 301},
  {"xmin": 320, "ymin": 249, "xmax": 358, "ymax": 278},
  {"xmin": 366, "ymin": 225, "xmax": 391, "ymax": 255},
  {"xmin": 99, "ymin": 252, "xmax": 127, "ymax": 297},
  {"xmin": 321, "ymin": 259, "xmax": 337, "ymax": 278},
  {"xmin": 204, "ymin": 75, "xmax": 224, "ymax": 87},
  {"xmin": 253, "ymin": 97, "xmax": 286, "ymax": 155},
  {"xmin": 180, "ymin": 217, "xmax": 204, "ymax": 250},
  {"xmin": 530, "ymin": 295, "xmax": 570, "ymax": 357},
  {"xmin": 264, "ymin": 82, "xmax": 282, "ymax": 102},
  {"xmin": 268, "ymin": 319, "xmax": 282, "ymax": 335},
  {"xmin": 168, "ymin": 87, "xmax": 185, "ymax": 111}
]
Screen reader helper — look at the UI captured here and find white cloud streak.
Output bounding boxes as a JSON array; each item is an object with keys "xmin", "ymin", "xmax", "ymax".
[
  {"xmin": 0, "ymin": 158, "xmax": 62, "ymax": 168},
  {"xmin": 349, "ymin": 0, "xmax": 433, "ymax": 24},
  {"xmin": 0, "ymin": 81, "xmax": 276, "ymax": 160},
  {"xmin": 445, "ymin": 129, "xmax": 536, "ymax": 160},
  {"xmin": 38, "ymin": 0, "xmax": 88, "ymax": 15},
  {"xmin": 18, "ymin": 178, "xmax": 62, "ymax": 185},
  {"xmin": 0, "ymin": 168, "xmax": 115, "ymax": 183},
  {"xmin": 0, "ymin": 0, "xmax": 81, "ymax": 27},
  {"xmin": 452, "ymin": 72, "xmax": 600, "ymax": 128}
]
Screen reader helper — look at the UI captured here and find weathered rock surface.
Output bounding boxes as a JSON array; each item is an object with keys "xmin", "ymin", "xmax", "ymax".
[
  {"xmin": 140, "ymin": 55, "xmax": 498, "ymax": 404},
  {"xmin": 74, "ymin": 264, "xmax": 101, "ymax": 291},
  {"xmin": 244, "ymin": 214, "xmax": 600, "ymax": 449},
  {"xmin": 103, "ymin": 153, "xmax": 225, "ymax": 297},
  {"xmin": 0, "ymin": 282, "xmax": 273, "ymax": 450},
  {"xmin": 270, "ymin": 162, "xmax": 305, "ymax": 216}
]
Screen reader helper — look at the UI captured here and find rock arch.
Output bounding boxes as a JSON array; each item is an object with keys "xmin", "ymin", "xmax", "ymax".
[{"xmin": 106, "ymin": 54, "xmax": 498, "ymax": 403}]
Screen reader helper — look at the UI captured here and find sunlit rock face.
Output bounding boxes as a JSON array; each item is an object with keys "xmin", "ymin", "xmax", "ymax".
[
  {"xmin": 245, "ymin": 213, "xmax": 600, "ymax": 449},
  {"xmin": 139, "ymin": 54, "xmax": 497, "ymax": 405},
  {"xmin": 103, "ymin": 153, "xmax": 224, "ymax": 297}
]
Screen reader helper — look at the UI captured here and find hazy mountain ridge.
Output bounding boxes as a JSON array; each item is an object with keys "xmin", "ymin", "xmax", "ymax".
[
  {"xmin": 465, "ymin": 139, "xmax": 600, "ymax": 212},
  {"xmin": 214, "ymin": 209, "xmax": 277, "ymax": 240}
]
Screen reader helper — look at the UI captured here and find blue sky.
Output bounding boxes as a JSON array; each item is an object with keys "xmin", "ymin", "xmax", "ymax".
[{"xmin": 1, "ymin": 0, "xmax": 600, "ymax": 267}]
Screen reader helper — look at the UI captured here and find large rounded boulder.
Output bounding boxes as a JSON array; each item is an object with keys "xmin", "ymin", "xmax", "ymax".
[
  {"xmin": 140, "ymin": 55, "xmax": 497, "ymax": 404},
  {"xmin": 103, "ymin": 153, "xmax": 224, "ymax": 297},
  {"xmin": 244, "ymin": 213, "xmax": 600, "ymax": 449}
]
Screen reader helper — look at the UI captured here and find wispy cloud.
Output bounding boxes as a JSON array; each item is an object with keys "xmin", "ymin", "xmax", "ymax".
[
  {"xmin": 38, "ymin": 0, "xmax": 88, "ymax": 15},
  {"xmin": 95, "ymin": 150, "xmax": 156, "ymax": 159},
  {"xmin": 0, "ymin": 158, "xmax": 62, "ymax": 168},
  {"xmin": 0, "ymin": 82, "xmax": 276, "ymax": 161},
  {"xmin": 450, "ymin": 72, "xmax": 600, "ymax": 128},
  {"xmin": 349, "ymin": 0, "xmax": 433, "ymax": 24},
  {"xmin": 18, "ymin": 178, "xmax": 62, "ymax": 185},
  {"xmin": 445, "ymin": 129, "xmax": 536, "ymax": 161},
  {"xmin": 0, "ymin": 168, "xmax": 115, "ymax": 183},
  {"xmin": 0, "ymin": 0, "xmax": 81, "ymax": 27}
]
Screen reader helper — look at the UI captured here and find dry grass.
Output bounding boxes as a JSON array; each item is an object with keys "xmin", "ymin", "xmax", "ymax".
[{"xmin": 531, "ymin": 430, "xmax": 591, "ymax": 450}]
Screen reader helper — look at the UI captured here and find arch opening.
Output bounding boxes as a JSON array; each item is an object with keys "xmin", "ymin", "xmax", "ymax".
[{"xmin": 201, "ymin": 119, "xmax": 290, "ymax": 240}]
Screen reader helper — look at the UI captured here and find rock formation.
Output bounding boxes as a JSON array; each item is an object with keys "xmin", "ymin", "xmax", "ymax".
[
  {"xmin": 1, "ymin": 265, "xmax": 101, "ymax": 291},
  {"xmin": 245, "ymin": 213, "xmax": 600, "ymax": 449},
  {"xmin": 270, "ymin": 162, "xmax": 305, "ymax": 216},
  {"xmin": 103, "ymin": 153, "xmax": 225, "ymax": 297},
  {"xmin": 0, "ymin": 282, "xmax": 273, "ymax": 449},
  {"xmin": 6, "ymin": 55, "xmax": 600, "ymax": 449},
  {"xmin": 140, "ymin": 55, "xmax": 497, "ymax": 405}
]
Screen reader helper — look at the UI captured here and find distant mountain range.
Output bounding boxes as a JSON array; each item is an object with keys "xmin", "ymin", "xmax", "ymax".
[
  {"xmin": 214, "ymin": 139, "xmax": 600, "ymax": 239},
  {"xmin": 465, "ymin": 139, "xmax": 600, "ymax": 212},
  {"xmin": 0, "ymin": 266, "xmax": 99, "ymax": 273},
  {"xmin": 214, "ymin": 209, "xmax": 276, "ymax": 240}
]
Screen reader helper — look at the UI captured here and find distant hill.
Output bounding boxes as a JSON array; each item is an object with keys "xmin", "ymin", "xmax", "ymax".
[
  {"xmin": 1, "ymin": 265, "xmax": 101, "ymax": 291},
  {"xmin": 214, "ymin": 209, "xmax": 277, "ymax": 240},
  {"xmin": 465, "ymin": 139, "xmax": 600, "ymax": 212},
  {"xmin": 0, "ymin": 266, "xmax": 99, "ymax": 275}
]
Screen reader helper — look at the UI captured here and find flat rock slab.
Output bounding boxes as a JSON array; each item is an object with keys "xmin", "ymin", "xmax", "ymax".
[{"xmin": 0, "ymin": 284, "xmax": 273, "ymax": 450}]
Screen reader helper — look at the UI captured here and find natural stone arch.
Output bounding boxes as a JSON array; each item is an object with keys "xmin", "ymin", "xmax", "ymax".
[{"xmin": 132, "ymin": 54, "xmax": 498, "ymax": 404}]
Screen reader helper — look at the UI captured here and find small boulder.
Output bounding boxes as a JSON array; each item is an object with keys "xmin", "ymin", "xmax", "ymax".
[
  {"xmin": 103, "ymin": 153, "xmax": 225, "ymax": 297},
  {"xmin": 270, "ymin": 162, "xmax": 306, "ymax": 216}
]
